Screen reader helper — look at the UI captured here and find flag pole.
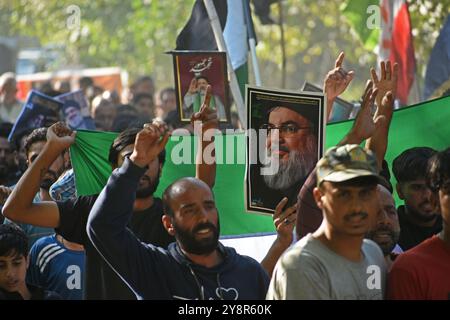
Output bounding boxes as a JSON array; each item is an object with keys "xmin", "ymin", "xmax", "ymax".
[
  {"xmin": 243, "ymin": 0, "xmax": 262, "ymax": 86},
  {"xmin": 203, "ymin": 0, "xmax": 247, "ymax": 127}
]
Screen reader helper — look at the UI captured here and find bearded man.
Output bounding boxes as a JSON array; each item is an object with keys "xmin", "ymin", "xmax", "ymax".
[{"xmin": 250, "ymin": 105, "xmax": 319, "ymax": 210}]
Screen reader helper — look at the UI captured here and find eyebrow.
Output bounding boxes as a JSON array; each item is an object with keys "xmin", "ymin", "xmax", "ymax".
[
  {"xmin": 268, "ymin": 120, "xmax": 299, "ymax": 126},
  {"xmin": 180, "ymin": 203, "xmax": 196, "ymax": 210},
  {"xmin": 180, "ymin": 200, "xmax": 215, "ymax": 209},
  {"xmin": 0, "ymin": 255, "xmax": 23, "ymax": 263}
]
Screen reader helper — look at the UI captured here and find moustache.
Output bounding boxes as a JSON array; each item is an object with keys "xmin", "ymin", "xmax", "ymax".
[
  {"xmin": 418, "ymin": 200, "xmax": 432, "ymax": 207},
  {"xmin": 139, "ymin": 175, "xmax": 151, "ymax": 183},
  {"xmin": 269, "ymin": 145, "xmax": 290, "ymax": 154},
  {"xmin": 192, "ymin": 222, "xmax": 217, "ymax": 234},
  {"xmin": 372, "ymin": 225, "xmax": 395, "ymax": 235},
  {"xmin": 344, "ymin": 211, "xmax": 368, "ymax": 222}
]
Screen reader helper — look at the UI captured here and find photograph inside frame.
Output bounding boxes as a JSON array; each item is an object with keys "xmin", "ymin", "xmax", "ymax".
[
  {"xmin": 171, "ymin": 51, "xmax": 230, "ymax": 123},
  {"xmin": 245, "ymin": 85, "xmax": 325, "ymax": 214}
]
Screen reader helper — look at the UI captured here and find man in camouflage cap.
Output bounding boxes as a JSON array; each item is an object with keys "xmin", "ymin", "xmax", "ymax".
[
  {"xmin": 316, "ymin": 144, "xmax": 380, "ymax": 186},
  {"xmin": 267, "ymin": 144, "xmax": 387, "ymax": 300}
]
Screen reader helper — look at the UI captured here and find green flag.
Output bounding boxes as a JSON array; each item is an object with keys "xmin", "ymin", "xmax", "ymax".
[
  {"xmin": 341, "ymin": 0, "xmax": 380, "ymax": 51},
  {"xmin": 70, "ymin": 95, "xmax": 450, "ymax": 236},
  {"xmin": 70, "ymin": 130, "xmax": 117, "ymax": 196},
  {"xmin": 235, "ymin": 63, "xmax": 249, "ymax": 100}
]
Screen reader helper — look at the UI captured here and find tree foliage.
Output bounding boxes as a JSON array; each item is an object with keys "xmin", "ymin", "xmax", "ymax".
[{"xmin": 1, "ymin": 0, "xmax": 448, "ymax": 101}]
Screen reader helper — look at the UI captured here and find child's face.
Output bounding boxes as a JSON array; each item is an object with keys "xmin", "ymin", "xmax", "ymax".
[{"xmin": 0, "ymin": 252, "xmax": 28, "ymax": 292}]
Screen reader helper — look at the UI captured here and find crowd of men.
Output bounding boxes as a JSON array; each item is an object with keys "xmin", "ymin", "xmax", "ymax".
[{"xmin": 0, "ymin": 53, "xmax": 448, "ymax": 300}]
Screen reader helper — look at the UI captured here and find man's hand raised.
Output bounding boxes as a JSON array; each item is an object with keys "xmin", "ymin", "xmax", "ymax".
[
  {"xmin": 324, "ymin": 52, "xmax": 355, "ymax": 101},
  {"xmin": 191, "ymin": 85, "xmax": 219, "ymax": 134},
  {"xmin": 350, "ymin": 80, "xmax": 385, "ymax": 142},
  {"xmin": 188, "ymin": 78, "xmax": 198, "ymax": 94},
  {"xmin": 370, "ymin": 60, "xmax": 398, "ymax": 109},
  {"xmin": 46, "ymin": 122, "xmax": 76, "ymax": 152},
  {"xmin": 379, "ymin": 90, "xmax": 394, "ymax": 122},
  {"xmin": 130, "ymin": 122, "xmax": 170, "ymax": 168}
]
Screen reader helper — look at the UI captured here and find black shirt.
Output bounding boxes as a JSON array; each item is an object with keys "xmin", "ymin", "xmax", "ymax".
[
  {"xmin": 397, "ymin": 205, "xmax": 442, "ymax": 251},
  {"xmin": 56, "ymin": 195, "xmax": 174, "ymax": 300}
]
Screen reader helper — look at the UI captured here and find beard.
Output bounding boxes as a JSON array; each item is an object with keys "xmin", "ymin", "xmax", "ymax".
[
  {"xmin": 40, "ymin": 171, "xmax": 59, "ymax": 190},
  {"xmin": 0, "ymin": 162, "xmax": 18, "ymax": 180},
  {"xmin": 263, "ymin": 136, "xmax": 317, "ymax": 190},
  {"xmin": 174, "ymin": 219, "xmax": 220, "ymax": 255},
  {"xmin": 0, "ymin": 164, "xmax": 8, "ymax": 179},
  {"xmin": 69, "ymin": 114, "xmax": 84, "ymax": 128},
  {"xmin": 366, "ymin": 225, "xmax": 400, "ymax": 255},
  {"xmin": 406, "ymin": 203, "xmax": 437, "ymax": 223},
  {"xmin": 135, "ymin": 170, "xmax": 160, "ymax": 199}
]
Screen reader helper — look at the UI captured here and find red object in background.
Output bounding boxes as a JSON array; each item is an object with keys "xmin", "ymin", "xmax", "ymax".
[
  {"xmin": 16, "ymin": 79, "xmax": 32, "ymax": 101},
  {"xmin": 16, "ymin": 67, "xmax": 123, "ymax": 101},
  {"xmin": 379, "ymin": 0, "xmax": 416, "ymax": 105}
]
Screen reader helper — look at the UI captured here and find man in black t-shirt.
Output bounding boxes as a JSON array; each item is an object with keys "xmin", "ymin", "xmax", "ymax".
[
  {"xmin": 3, "ymin": 89, "xmax": 219, "ymax": 299},
  {"xmin": 54, "ymin": 127, "xmax": 174, "ymax": 299},
  {"xmin": 392, "ymin": 147, "xmax": 442, "ymax": 251}
]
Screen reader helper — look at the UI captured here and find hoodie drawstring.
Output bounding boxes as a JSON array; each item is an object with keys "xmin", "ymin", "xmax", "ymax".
[
  {"xmin": 188, "ymin": 265, "xmax": 205, "ymax": 300},
  {"xmin": 188, "ymin": 265, "xmax": 224, "ymax": 300},
  {"xmin": 216, "ymin": 273, "xmax": 224, "ymax": 300}
]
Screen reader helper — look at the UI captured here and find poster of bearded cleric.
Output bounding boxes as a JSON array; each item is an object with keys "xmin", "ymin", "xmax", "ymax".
[
  {"xmin": 8, "ymin": 90, "xmax": 62, "ymax": 142},
  {"xmin": 246, "ymin": 86, "xmax": 325, "ymax": 214},
  {"xmin": 171, "ymin": 51, "xmax": 230, "ymax": 123},
  {"xmin": 56, "ymin": 90, "xmax": 96, "ymax": 130}
]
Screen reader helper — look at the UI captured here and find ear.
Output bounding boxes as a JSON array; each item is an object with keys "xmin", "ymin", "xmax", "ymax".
[
  {"xmin": 313, "ymin": 187, "xmax": 324, "ymax": 210},
  {"xmin": 26, "ymin": 254, "xmax": 30, "ymax": 269},
  {"xmin": 162, "ymin": 215, "xmax": 175, "ymax": 236},
  {"xmin": 396, "ymin": 183, "xmax": 405, "ymax": 200}
]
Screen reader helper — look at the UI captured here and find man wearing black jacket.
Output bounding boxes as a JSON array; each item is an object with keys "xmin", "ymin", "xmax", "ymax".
[{"xmin": 87, "ymin": 122, "xmax": 270, "ymax": 299}]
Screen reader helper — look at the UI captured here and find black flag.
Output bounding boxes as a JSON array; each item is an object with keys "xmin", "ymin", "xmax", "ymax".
[
  {"xmin": 252, "ymin": 0, "xmax": 276, "ymax": 25},
  {"xmin": 175, "ymin": 0, "xmax": 228, "ymax": 50}
]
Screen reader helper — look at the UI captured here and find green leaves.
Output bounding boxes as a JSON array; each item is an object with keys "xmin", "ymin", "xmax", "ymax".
[{"xmin": 1, "ymin": 0, "xmax": 447, "ymax": 101}]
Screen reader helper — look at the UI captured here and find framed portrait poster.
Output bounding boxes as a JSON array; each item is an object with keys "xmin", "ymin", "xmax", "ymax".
[
  {"xmin": 245, "ymin": 85, "xmax": 325, "ymax": 214},
  {"xmin": 171, "ymin": 51, "xmax": 230, "ymax": 123}
]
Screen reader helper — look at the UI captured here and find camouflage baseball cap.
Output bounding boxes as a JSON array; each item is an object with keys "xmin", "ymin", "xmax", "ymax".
[{"xmin": 316, "ymin": 144, "xmax": 380, "ymax": 186}]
